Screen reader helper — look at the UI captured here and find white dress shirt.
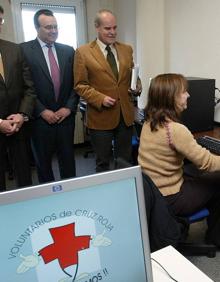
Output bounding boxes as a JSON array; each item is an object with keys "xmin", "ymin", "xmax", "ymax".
[
  {"xmin": 96, "ymin": 38, "xmax": 119, "ymax": 71},
  {"xmin": 37, "ymin": 37, "xmax": 60, "ymax": 75}
]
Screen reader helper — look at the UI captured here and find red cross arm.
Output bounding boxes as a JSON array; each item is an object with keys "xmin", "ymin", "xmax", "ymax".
[{"xmin": 39, "ymin": 223, "xmax": 91, "ymax": 269}]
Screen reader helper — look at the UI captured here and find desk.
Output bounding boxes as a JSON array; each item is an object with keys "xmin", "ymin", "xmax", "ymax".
[
  {"xmin": 151, "ymin": 246, "xmax": 213, "ymax": 281},
  {"xmin": 193, "ymin": 126, "xmax": 220, "ymax": 139}
]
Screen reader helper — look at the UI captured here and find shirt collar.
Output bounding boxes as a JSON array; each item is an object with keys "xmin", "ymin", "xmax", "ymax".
[
  {"xmin": 96, "ymin": 38, "xmax": 115, "ymax": 52},
  {"xmin": 37, "ymin": 37, "xmax": 55, "ymax": 48}
]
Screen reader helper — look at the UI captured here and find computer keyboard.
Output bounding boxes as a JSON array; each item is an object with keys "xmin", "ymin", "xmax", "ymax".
[{"xmin": 196, "ymin": 136, "xmax": 220, "ymax": 155}]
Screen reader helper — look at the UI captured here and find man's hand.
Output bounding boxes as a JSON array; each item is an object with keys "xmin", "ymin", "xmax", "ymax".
[
  {"xmin": 55, "ymin": 107, "xmax": 71, "ymax": 124},
  {"xmin": 0, "ymin": 119, "xmax": 17, "ymax": 135},
  {"xmin": 102, "ymin": 96, "xmax": 116, "ymax": 107},
  {"xmin": 7, "ymin": 113, "xmax": 25, "ymax": 133},
  {"xmin": 128, "ymin": 79, "xmax": 142, "ymax": 96},
  {"xmin": 40, "ymin": 109, "xmax": 60, "ymax": 124},
  {"xmin": 128, "ymin": 85, "xmax": 142, "ymax": 96}
]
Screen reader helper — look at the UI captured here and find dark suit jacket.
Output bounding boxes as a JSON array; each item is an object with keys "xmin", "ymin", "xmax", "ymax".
[
  {"xmin": 74, "ymin": 40, "xmax": 135, "ymax": 130},
  {"xmin": 0, "ymin": 39, "xmax": 36, "ymax": 119},
  {"xmin": 20, "ymin": 39, "xmax": 79, "ymax": 124}
]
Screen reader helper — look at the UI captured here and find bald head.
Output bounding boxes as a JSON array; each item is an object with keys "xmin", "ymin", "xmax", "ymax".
[{"xmin": 95, "ymin": 9, "xmax": 117, "ymax": 45}]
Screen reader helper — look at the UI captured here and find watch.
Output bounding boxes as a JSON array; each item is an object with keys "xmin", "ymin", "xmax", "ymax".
[{"xmin": 20, "ymin": 113, "xmax": 29, "ymax": 122}]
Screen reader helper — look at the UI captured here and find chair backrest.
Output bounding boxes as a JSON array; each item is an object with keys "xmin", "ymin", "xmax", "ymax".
[
  {"xmin": 141, "ymin": 173, "xmax": 189, "ymax": 252},
  {"xmin": 115, "ymin": 162, "xmax": 189, "ymax": 251}
]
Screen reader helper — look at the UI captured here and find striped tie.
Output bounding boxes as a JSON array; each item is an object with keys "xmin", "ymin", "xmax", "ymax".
[{"xmin": 47, "ymin": 44, "xmax": 60, "ymax": 100}]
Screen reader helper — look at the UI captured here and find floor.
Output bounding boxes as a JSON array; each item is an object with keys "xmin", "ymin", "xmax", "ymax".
[
  {"xmin": 185, "ymin": 221, "xmax": 220, "ymax": 281},
  {"xmin": 6, "ymin": 143, "xmax": 96, "ymax": 190}
]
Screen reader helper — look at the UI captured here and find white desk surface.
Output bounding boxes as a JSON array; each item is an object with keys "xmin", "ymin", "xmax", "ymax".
[{"xmin": 151, "ymin": 245, "xmax": 213, "ymax": 282}]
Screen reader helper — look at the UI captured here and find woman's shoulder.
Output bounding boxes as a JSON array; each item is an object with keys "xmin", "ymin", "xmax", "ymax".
[
  {"xmin": 170, "ymin": 121, "xmax": 190, "ymax": 131},
  {"xmin": 141, "ymin": 121, "xmax": 192, "ymax": 137},
  {"xmin": 169, "ymin": 121, "xmax": 193, "ymax": 138}
]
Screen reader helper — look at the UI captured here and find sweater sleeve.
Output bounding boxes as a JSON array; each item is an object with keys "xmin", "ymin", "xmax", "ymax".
[{"xmin": 171, "ymin": 123, "xmax": 220, "ymax": 171}]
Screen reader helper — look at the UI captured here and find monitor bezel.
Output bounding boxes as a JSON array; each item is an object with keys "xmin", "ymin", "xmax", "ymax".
[{"xmin": 0, "ymin": 165, "xmax": 153, "ymax": 282}]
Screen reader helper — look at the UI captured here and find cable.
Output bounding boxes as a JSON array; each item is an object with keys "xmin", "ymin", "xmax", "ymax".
[{"xmin": 151, "ymin": 257, "xmax": 179, "ymax": 282}]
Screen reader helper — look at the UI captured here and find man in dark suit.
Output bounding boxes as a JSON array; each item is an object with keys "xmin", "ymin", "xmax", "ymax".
[
  {"xmin": 21, "ymin": 9, "xmax": 79, "ymax": 184},
  {"xmin": 0, "ymin": 6, "xmax": 36, "ymax": 191},
  {"xmin": 74, "ymin": 9, "xmax": 142, "ymax": 172}
]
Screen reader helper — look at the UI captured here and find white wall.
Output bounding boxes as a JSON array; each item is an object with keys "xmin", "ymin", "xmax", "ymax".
[
  {"xmin": 85, "ymin": 0, "xmax": 136, "ymax": 53},
  {"xmin": 86, "ymin": 0, "xmax": 114, "ymax": 42},
  {"xmin": 165, "ymin": 0, "xmax": 220, "ymax": 79},
  {"xmin": 113, "ymin": 0, "xmax": 136, "ymax": 56},
  {"xmin": 136, "ymin": 0, "xmax": 165, "ymax": 108},
  {"xmin": 165, "ymin": 0, "xmax": 220, "ymax": 121}
]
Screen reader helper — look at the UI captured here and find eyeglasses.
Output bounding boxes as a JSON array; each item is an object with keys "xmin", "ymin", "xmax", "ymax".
[
  {"xmin": 0, "ymin": 18, "xmax": 4, "ymax": 25},
  {"xmin": 41, "ymin": 25, "xmax": 58, "ymax": 31}
]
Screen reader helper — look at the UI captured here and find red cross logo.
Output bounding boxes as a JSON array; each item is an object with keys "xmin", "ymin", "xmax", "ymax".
[{"xmin": 39, "ymin": 223, "xmax": 91, "ymax": 269}]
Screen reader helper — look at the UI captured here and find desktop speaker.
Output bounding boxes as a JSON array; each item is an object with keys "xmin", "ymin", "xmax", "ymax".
[{"xmin": 181, "ymin": 77, "xmax": 215, "ymax": 133}]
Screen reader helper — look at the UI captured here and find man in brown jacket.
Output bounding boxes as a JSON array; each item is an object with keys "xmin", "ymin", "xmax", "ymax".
[
  {"xmin": 0, "ymin": 6, "xmax": 36, "ymax": 191},
  {"xmin": 74, "ymin": 9, "xmax": 141, "ymax": 172}
]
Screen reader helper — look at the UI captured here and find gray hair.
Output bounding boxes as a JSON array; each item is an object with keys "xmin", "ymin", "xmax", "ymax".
[{"xmin": 94, "ymin": 9, "xmax": 115, "ymax": 27}]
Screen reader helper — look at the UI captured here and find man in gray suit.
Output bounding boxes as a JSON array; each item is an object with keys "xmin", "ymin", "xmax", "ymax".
[
  {"xmin": 0, "ymin": 6, "xmax": 36, "ymax": 191},
  {"xmin": 21, "ymin": 9, "xmax": 79, "ymax": 184}
]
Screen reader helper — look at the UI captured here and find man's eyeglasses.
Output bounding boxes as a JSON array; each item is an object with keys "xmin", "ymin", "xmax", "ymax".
[
  {"xmin": 0, "ymin": 18, "xmax": 5, "ymax": 25},
  {"xmin": 41, "ymin": 25, "xmax": 58, "ymax": 31}
]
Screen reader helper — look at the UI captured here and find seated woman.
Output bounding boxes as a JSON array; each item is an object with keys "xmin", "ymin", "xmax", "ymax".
[{"xmin": 138, "ymin": 73, "xmax": 220, "ymax": 247}]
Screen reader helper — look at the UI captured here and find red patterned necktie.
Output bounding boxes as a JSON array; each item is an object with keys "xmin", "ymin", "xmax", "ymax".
[{"xmin": 47, "ymin": 44, "xmax": 60, "ymax": 100}]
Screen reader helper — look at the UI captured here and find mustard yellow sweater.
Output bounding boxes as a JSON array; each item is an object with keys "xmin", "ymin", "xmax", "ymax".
[{"xmin": 138, "ymin": 121, "xmax": 220, "ymax": 196}]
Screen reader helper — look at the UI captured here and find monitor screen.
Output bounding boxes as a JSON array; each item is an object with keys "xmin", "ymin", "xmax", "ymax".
[{"xmin": 0, "ymin": 166, "xmax": 153, "ymax": 282}]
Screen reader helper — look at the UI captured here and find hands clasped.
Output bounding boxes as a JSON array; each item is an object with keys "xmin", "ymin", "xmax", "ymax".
[
  {"xmin": 41, "ymin": 108, "xmax": 71, "ymax": 124},
  {"xmin": 0, "ymin": 113, "xmax": 25, "ymax": 136}
]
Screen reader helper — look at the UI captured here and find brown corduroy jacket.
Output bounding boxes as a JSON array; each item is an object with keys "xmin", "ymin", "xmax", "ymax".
[{"xmin": 74, "ymin": 40, "xmax": 137, "ymax": 130}]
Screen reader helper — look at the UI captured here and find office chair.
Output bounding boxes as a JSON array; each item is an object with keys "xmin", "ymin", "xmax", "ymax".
[
  {"xmin": 177, "ymin": 208, "xmax": 217, "ymax": 258},
  {"xmin": 79, "ymin": 100, "xmax": 94, "ymax": 158},
  {"xmin": 144, "ymin": 175, "xmax": 217, "ymax": 257},
  {"xmin": 178, "ymin": 163, "xmax": 217, "ymax": 257},
  {"xmin": 131, "ymin": 135, "xmax": 139, "ymax": 165},
  {"xmin": 116, "ymin": 159, "xmax": 188, "ymax": 251},
  {"xmin": 116, "ymin": 159, "xmax": 217, "ymax": 257}
]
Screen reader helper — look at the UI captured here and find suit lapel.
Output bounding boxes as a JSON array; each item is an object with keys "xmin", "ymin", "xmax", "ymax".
[
  {"xmin": 115, "ymin": 43, "xmax": 129, "ymax": 83},
  {"xmin": 90, "ymin": 41, "xmax": 117, "ymax": 81},
  {"xmin": 32, "ymin": 39, "xmax": 52, "ymax": 83},
  {"xmin": 0, "ymin": 40, "xmax": 10, "ymax": 85}
]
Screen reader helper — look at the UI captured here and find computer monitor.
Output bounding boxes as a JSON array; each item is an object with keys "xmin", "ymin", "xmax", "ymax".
[
  {"xmin": 181, "ymin": 77, "xmax": 215, "ymax": 132},
  {"xmin": 0, "ymin": 166, "xmax": 153, "ymax": 282}
]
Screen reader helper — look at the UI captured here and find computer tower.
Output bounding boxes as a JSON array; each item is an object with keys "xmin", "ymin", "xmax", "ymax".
[{"xmin": 181, "ymin": 77, "xmax": 215, "ymax": 132}]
